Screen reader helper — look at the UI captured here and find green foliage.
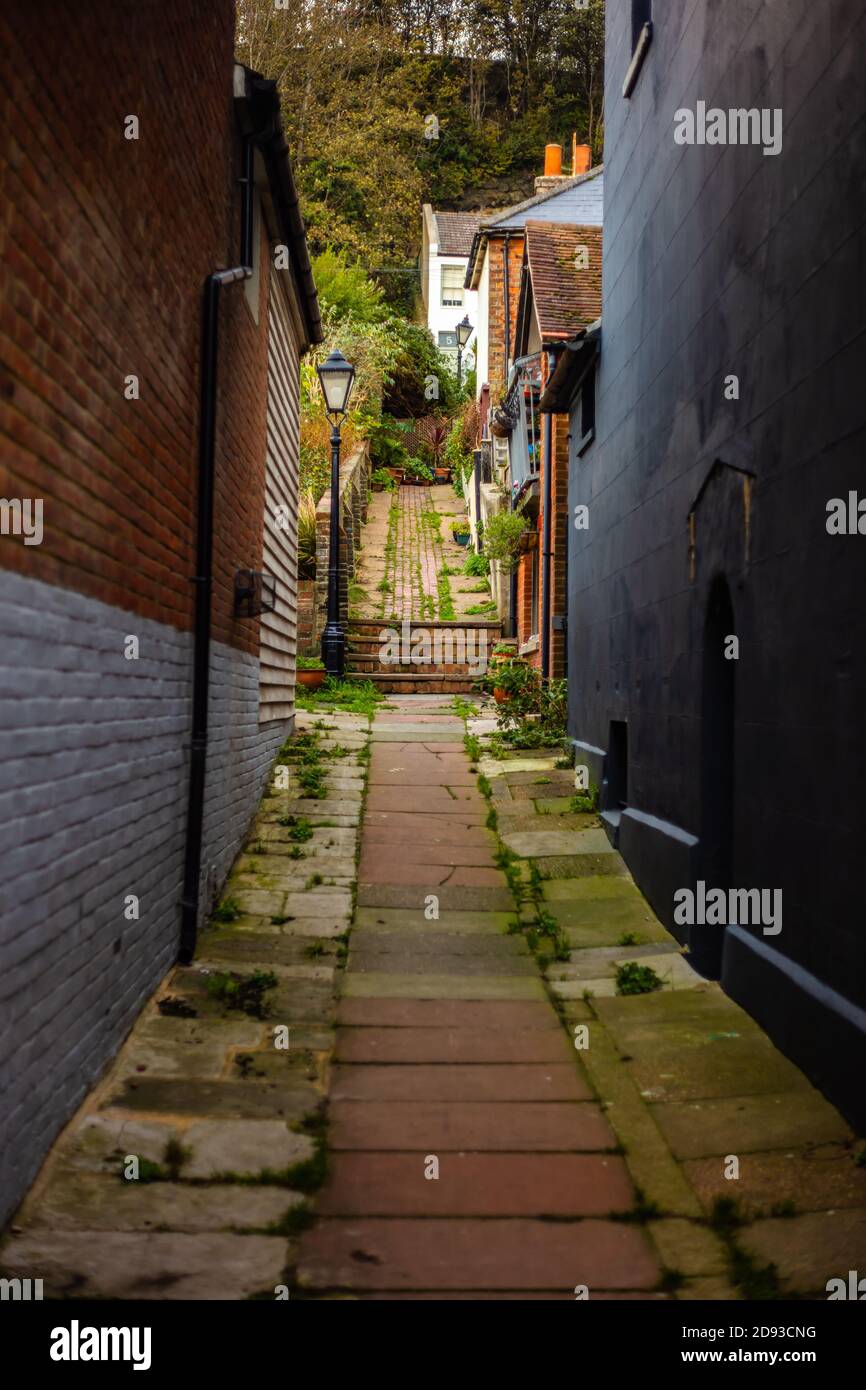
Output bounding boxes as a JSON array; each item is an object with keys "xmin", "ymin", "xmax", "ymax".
[
  {"xmin": 615, "ymin": 962, "xmax": 664, "ymax": 997},
  {"xmin": 483, "ymin": 507, "xmax": 530, "ymax": 572},
  {"xmin": 296, "ymin": 676, "xmax": 383, "ymax": 717},
  {"xmin": 236, "ymin": 1, "xmax": 605, "ymax": 298},
  {"xmin": 570, "ymin": 783, "xmax": 599, "ymax": 813},
  {"xmin": 207, "ymin": 970, "xmax": 279, "ymax": 1018},
  {"xmin": 296, "ymin": 654, "xmax": 324, "ymax": 671},
  {"xmin": 311, "ymin": 246, "xmax": 388, "ymax": 323},
  {"xmin": 371, "ymin": 467, "xmax": 397, "ymax": 490},
  {"xmin": 297, "ymin": 491, "xmax": 318, "ymax": 578},
  {"xmin": 211, "ymin": 897, "xmax": 242, "ymax": 924},
  {"xmin": 463, "ymin": 551, "xmax": 490, "ymax": 577}
]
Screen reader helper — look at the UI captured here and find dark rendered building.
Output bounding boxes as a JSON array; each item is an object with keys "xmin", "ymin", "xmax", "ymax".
[{"xmin": 554, "ymin": 0, "xmax": 866, "ymax": 1124}]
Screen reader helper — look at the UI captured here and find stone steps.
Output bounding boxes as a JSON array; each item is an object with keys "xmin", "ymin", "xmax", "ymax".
[{"xmin": 346, "ymin": 618, "xmax": 501, "ymax": 694}]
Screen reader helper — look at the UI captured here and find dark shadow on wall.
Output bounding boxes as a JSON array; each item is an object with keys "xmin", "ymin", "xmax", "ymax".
[{"xmin": 693, "ymin": 574, "xmax": 736, "ymax": 978}]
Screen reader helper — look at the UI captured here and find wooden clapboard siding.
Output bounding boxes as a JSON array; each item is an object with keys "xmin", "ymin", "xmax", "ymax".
[{"xmin": 260, "ymin": 260, "xmax": 301, "ymax": 722}]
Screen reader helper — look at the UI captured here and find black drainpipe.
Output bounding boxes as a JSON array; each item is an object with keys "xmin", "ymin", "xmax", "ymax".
[
  {"xmin": 540, "ymin": 349, "xmax": 557, "ymax": 681},
  {"xmin": 179, "ymin": 136, "xmax": 255, "ymax": 965}
]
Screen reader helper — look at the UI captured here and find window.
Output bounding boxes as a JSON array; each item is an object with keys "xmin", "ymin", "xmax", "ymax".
[
  {"xmin": 441, "ymin": 265, "xmax": 464, "ymax": 307},
  {"xmin": 623, "ymin": 0, "xmax": 652, "ymax": 98}
]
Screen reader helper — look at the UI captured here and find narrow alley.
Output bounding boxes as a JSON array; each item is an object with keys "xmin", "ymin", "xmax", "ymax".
[{"xmin": 6, "ymin": 481, "xmax": 865, "ymax": 1301}]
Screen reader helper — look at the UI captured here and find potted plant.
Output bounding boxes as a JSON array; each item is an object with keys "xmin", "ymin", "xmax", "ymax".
[
  {"xmin": 371, "ymin": 468, "xmax": 394, "ymax": 493},
  {"xmin": 404, "ymin": 457, "xmax": 434, "ymax": 487},
  {"xmin": 491, "ymin": 656, "xmax": 539, "ymax": 706},
  {"xmin": 452, "ymin": 518, "xmax": 471, "ymax": 545},
  {"xmin": 296, "ymin": 655, "xmax": 326, "ymax": 690}
]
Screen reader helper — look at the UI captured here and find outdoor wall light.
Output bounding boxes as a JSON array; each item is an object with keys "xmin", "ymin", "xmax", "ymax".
[{"xmin": 234, "ymin": 570, "xmax": 276, "ymax": 618}]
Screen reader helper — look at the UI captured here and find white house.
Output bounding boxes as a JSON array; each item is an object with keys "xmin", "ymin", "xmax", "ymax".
[{"xmin": 420, "ymin": 205, "xmax": 480, "ymax": 373}]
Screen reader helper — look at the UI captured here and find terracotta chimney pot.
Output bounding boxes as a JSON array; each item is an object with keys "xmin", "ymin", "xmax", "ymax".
[
  {"xmin": 572, "ymin": 137, "xmax": 592, "ymax": 176},
  {"xmin": 544, "ymin": 143, "xmax": 563, "ymax": 176}
]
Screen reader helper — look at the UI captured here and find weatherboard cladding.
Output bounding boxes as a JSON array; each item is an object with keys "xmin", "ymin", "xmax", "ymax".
[{"xmin": 524, "ymin": 222, "xmax": 603, "ymax": 341}]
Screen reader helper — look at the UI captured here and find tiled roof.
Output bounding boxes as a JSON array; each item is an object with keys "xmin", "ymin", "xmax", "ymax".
[
  {"xmin": 434, "ymin": 211, "xmax": 482, "ymax": 257},
  {"xmin": 524, "ymin": 221, "xmax": 603, "ymax": 340}
]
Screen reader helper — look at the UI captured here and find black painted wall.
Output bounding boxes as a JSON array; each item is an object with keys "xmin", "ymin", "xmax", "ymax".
[{"xmin": 568, "ymin": 0, "xmax": 866, "ymax": 1120}]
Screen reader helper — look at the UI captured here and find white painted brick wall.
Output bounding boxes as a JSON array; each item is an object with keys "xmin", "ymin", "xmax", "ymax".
[{"xmin": 0, "ymin": 571, "xmax": 292, "ymax": 1220}]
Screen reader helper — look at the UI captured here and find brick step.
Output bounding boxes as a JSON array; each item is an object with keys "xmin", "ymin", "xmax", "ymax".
[
  {"xmin": 349, "ymin": 657, "xmax": 482, "ymax": 676},
  {"xmin": 348, "ymin": 671, "xmax": 479, "ymax": 694},
  {"xmin": 348, "ymin": 634, "xmax": 494, "ymax": 653},
  {"xmin": 347, "ymin": 619, "xmax": 502, "ymax": 638}
]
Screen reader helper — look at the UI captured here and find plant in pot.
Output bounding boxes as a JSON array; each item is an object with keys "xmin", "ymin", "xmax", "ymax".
[
  {"xmin": 486, "ymin": 641, "xmax": 517, "ymax": 682},
  {"xmin": 296, "ymin": 655, "xmax": 326, "ymax": 689},
  {"xmin": 491, "ymin": 655, "xmax": 541, "ymax": 708},
  {"xmin": 452, "ymin": 518, "xmax": 471, "ymax": 545},
  {"xmin": 404, "ymin": 457, "xmax": 434, "ymax": 486},
  {"xmin": 370, "ymin": 467, "xmax": 395, "ymax": 493}
]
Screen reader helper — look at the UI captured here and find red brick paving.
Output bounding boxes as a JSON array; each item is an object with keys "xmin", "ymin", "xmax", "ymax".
[
  {"xmin": 335, "ymin": 1026, "xmax": 574, "ymax": 1064},
  {"xmin": 318, "ymin": 1152, "xmax": 634, "ymax": 1217},
  {"xmin": 298, "ymin": 1218, "xmax": 659, "ymax": 1292},
  {"xmin": 331, "ymin": 1062, "xmax": 592, "ymax": 1103},
  {"xmin": 336, "ymin": 999, "xmax": 559, "ymax": 1029},
  {"xmin": 295, "ymin": 698, "xmax": 659, "ymax": 1298},
  {"xmin": 329, "ymin": 1100, "xmax": 616, "ymax": 1151}
]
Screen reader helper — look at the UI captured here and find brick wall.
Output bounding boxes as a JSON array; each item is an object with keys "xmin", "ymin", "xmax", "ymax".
[
  {"xmin": 0, "ymin": 1, "xmax": 306, "ymax": 1219},
  {"xmin": 485, "ymin": 235, "xmax": 526, "ymax": 402}
]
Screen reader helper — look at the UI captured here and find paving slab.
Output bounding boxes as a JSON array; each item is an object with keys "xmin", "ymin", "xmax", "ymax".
[
  {"xmin": 331, "ymin": 1063, "xmax": 592, "ymax": 1102},
  {"xmin": 20, "ymin": 1174, "xmax": 299, "ymax": 1233},
  {"xmin": 0, "ymin": 1230, "xmax": 287, "ymax": 1300},
  {"xmin": 296, "ymin": 1217, "xmax": 660, "ymax": 1292},
  {"xmin": 354, "ymin": 907, "xmax": 513, "ymax": 934},
  {"xmin": 651, "ymin": 1090, "xmax": 853, "ymax": 1159},
  {"xmin": 359, "ymin": 862, "xmax": 505, "ymax": 888},
  {"xmin": 336, "ymin": 998, "xmax": 558, "ymax": 1029},
  {"xmin": 357, "ymin": 884, "xmax": 513, "ymax": 912},
  {"xmin": 503, "ymin": 828, "xmax": 615, "ymax": 859},
  {"xmin": 739, "ymin": 1209, "xmax": 866, "ymax": 1295},
  {"xmin": 348, "ymin": 950, "xmax": 536, "ymax": 978},
  {"xmin": 104, "ymin": 1075, "xmax": 319, "ymax": 1121},
  {"xmin": 329, "ymin": 1100, "xmax": 614, "ymax": 1151},
  {"xmin": 340, "ymin": 971, "xmax": 546, "ymax": 1001},
  {"xmin": 683, "ymin": 1144, "xmax": 866, "ymax": 1217},
  {"xmin": 350, "ymin": 928, "xmax": 523, "ymax": 956},
  {"xmin": 182, "ymin": 1119, "xmax": 313, "ymax": 1178},
  {"xmin": 335, "ymin": 1026, "xmax": 573, "ymax": 1064},
  {"xmin": 365, "ymin": 786, "xmax": 485, "ymax": 814},
  {"xmin": 317, "ymin": 1152, "xmax": 633, "ymax": 1217}
]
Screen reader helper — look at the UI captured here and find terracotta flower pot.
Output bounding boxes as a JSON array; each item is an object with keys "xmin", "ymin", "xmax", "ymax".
[
  {"xmin": 297, "ymin": 669, "xmax": 325, "ymax": 689},
  {"xmin": 493, "ymin": 687, "xmax": 509, "ymax": 704}
]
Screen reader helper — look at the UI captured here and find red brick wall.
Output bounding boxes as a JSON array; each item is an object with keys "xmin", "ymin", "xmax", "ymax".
[
  {"xmin": 0, "ymin": 0, "xmax": 268, "ymax": 658},
  {"xmin": 485, "ymin": 234, "xmax": 526, "ymax": 403}
]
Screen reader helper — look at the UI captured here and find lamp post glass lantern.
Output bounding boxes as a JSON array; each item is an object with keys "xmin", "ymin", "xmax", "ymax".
[
  {"xmin": 456, "ymin": 315, "xmax": 473, "ymax": 388},
  {"xmin": 316, "ymin": 350, "xmax": 356, "ymax": 679}
]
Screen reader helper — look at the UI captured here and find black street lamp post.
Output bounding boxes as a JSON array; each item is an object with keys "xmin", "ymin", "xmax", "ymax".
[
  {"xmin": 316, "ymin": 349, "xmax": 356, "ymax": 680},
  {"xmin": 456, "ymin": 314, "xmax": 473, "ymax": 389}
]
